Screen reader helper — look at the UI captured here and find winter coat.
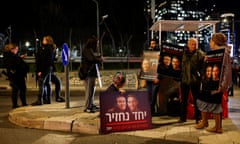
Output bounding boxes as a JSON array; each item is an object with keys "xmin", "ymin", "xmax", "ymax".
[{"xmin": 181, "ymin": 49, "xmax": 206, "ymax": 85}]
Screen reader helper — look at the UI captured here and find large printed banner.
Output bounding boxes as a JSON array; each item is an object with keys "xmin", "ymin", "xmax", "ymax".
[
  {"xmin": 203, "ymin": 48, "xmax": 225, "ymax": 89},
  {"xmin": 158, "ymin": 43, "xmax": 184, "ymax": 79},
  {"xmin": 99, "ymin": 91, "xmax": 152, "ymax": 134},
  {"xmin": 139, "ymin": 51, "xmax": 160, "ymax": 80}
]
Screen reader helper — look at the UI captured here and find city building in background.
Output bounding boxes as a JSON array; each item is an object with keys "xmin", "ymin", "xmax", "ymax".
[
  {"xmin": 145, "ymin": 0, "xmax": 238, "ymax": 58},
  {"xmin": 219, "ymin": 13, "xmax": 235, "ymax": 57}
]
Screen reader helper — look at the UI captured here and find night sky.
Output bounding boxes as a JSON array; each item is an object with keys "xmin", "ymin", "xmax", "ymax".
[
  {"xmin": 0, "ymin": 0, "xmax": 146, "ymax": 49},
  {"xmin": 0, "ymin": 0, "xmax": 239, "ymax": 50}
]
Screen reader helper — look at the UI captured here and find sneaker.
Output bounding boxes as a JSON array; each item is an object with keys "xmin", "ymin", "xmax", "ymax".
[
  {"xmin": 92, "ymin": 105, "xmax": 100, "ymax": 110},
  {"xmin": 56, "ymin": 97, "xmax": 65, "ymax": 102},
  {"xmin": 84, "ymin": 108, "xmax": 95, "ymax": 113}
]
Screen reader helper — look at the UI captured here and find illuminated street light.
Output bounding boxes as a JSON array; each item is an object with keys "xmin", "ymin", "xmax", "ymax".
[{"xmin": 25, "ymin": 41, "xmax": 30, "ymax": 47}]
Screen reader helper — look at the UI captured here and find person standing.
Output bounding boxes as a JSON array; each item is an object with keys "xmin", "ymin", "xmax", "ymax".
[
  {"xmin": 195, "ymin": 33, "xmax": 232, "ymax": 133},
  {"xmin": 178, "ymin": 38, "xmax": 206, "ymax": 124},
  {"xmin": 3, "ymin": 43, "xmax": 29, "ymax": 108},
  {"xmin": 145, "ymin": 39, "xmax": 161, "ymax": 115},
  {"xmin": 32, "ymin": 35, "xmax": 55, "ymax": 105},
  {"xmin": 81, "ymin": 36, "xmax": 103, "ymax": 113},
  {"xmin": 43, "ymin": 46, "xmax": 65, "ymax": 103}
]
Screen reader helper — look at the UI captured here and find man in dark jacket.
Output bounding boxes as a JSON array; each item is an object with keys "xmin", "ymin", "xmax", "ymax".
[
  {"xmin": 3, "ymin": 43, "xmax": 29, "ymax": 108},
  {"xmin": 178, "ymin": 38, "xmax": 206, "ymax": 124}
]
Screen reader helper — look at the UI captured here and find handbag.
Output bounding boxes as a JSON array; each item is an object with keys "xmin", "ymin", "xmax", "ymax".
[{"xmin": 78, "ymin": 67, "xmax": 88, "ymax": 80}]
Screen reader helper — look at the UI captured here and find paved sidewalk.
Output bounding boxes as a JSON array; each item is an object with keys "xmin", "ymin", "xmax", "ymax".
[
  {"xmin": 7, "ymin": 87, "xmax": 240, "ymax": 144},
  {"xmin": 2, "ymin": 70, "xmax": 240, "ymax": 144},
  {"xmin": 7, "ymin": 96, "xmax": 240, "ymax": 144}
]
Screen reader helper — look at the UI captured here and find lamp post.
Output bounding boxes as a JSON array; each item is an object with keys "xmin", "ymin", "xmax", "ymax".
[
  {"xmin": 8, "ymin": 25, "xmax": 12, "ymax": 43},
  {"xmin": 92, "ymin": 0, "xmax": 100, "ymax": 40}
]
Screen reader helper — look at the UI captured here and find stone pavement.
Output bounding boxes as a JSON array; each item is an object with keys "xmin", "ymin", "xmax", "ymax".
[{"xmin": 1, "ymin": 70, "xmax": 240, "ymax": 144}]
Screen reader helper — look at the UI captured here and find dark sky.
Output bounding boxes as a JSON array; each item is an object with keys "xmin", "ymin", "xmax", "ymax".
[
  {"xmin": 0, "ymin": 0, "xmax": 239, "ymax": 49},
  {"xmin": 0, "ymin": 0, "xmax": 146, "ymax": 49}
]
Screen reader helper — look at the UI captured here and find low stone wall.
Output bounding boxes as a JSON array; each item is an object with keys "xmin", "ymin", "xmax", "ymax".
[{"xmin": 24, "ymin": 69, "xmax": 140, "ymax": 90}]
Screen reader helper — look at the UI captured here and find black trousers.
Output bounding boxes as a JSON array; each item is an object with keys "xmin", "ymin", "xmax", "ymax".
[
  {"xmin": 10, "ymin": 78, "xmax": 27, "ymax": 107},
  {"xmin": 180, "ymin": 83, "xmax": 201, "ymax": 122}
]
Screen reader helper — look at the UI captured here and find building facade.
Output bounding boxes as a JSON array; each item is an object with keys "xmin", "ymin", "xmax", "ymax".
[{"xmin": 145, "ymin": 0, "xmax": 237, "ymax": 55}]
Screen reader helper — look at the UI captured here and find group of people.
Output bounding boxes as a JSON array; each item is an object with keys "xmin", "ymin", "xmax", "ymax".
[
  {"xmin": 3, "ymin": 35, "xmax": 65, "ymax": 109},
  {"xmin": 142, "ymin": 33, "xmax": 231, "ymax": 134},
  {"xmin": 178, "ymin": 33, "xmax": 231, "ymax": 133},
  {"xmin": 3, "ymin": 32, "xmax": 231, "ymax": 134}
]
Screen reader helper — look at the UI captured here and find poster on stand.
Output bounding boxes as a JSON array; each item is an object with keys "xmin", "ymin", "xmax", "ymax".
[{"xmin": 99, "ymin": 91, "xmax": 152, "ymax": 134}]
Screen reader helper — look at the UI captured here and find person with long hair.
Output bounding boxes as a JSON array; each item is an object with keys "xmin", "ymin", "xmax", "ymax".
[
  {"xmin": 195, "ymin": 33, "xmax": 232, "ymax": 133},
  {"xmin": 81, "ymin": 36, "xmax": 103, "ymax": 113},
  {"xmin": 32, "ymin": 35, "xmax": 55, "ymax": 105}
]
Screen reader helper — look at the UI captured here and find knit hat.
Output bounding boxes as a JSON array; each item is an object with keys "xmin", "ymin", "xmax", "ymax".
[
  {"xmin": 211, "ymin": 33, "xmax": 228, "ymax": 47},
  {"xmin": 113, "ymin": 72, "xmax": 126, "ymax": 87}
]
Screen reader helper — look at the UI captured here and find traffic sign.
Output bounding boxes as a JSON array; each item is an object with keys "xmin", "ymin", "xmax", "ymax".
[{"xmin": 62, "ymin": 43, "xmax": 69, "ymax": 66}]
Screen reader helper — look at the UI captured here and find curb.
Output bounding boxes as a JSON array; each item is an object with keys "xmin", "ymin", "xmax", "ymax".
[{"xmin": 8, "ymin": 103, "xmax": 100, "ymax": 135}]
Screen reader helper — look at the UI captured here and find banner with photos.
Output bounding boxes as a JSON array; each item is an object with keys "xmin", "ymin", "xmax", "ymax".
[
  {"xmin": 158, "ymin": 43, "xmax": 184, "ymax": 79},
  {"xmin": 139, "ymin": 51, "xmax": 160, "ymax": 80},
  {"xmin": 202, "ymin": 48, "xmax": 225, "ymax": 90},
  {"xmin": 99, "ymin": 91, "xmax": 152, "ymax": 134}
]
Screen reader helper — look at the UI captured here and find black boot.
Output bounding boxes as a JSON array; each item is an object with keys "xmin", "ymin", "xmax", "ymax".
[
  {"xmin": 45, "ymin": 95, "xmax": 51, "ymax": 104},
  {"xmin": 31, "ymin": 95, "xmax": 43, "ymax": 106}
]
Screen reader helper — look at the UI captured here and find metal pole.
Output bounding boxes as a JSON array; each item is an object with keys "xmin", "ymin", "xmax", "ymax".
[
  {"xmin": 103, "ymin": 21, "xmax": 115, "ymax": 56},
  {"xmin": 92, "ymin": 0, "xmax": 99, "ymax": 40},
  {"xmin": 8, "ymin": 25, "xmax": 12, "ymax": 43},
  {"xmin": 100, "ymin": 31, "xmax": 106, "ymax": 69},
  {"xmin": 65, "ymin": 64, "xmax": 70, "ymax": 108}
]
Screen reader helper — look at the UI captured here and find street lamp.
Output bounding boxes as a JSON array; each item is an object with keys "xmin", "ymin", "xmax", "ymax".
[
  {"xmin": 102, "ymin": 16, "xmax": 116, "ymax": 57},
  {"xmin": 99, "ymin": 14, "xmax": 108, "ymax": 70},
  {"xmin": 92, "ymin": 0, "xmax": 99, "ymax": 40}
]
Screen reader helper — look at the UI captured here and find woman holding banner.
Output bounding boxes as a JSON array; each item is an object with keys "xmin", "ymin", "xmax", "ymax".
[
  {"xmin": 81, "ymin": 36, "xmax": 103, "ymax": 113},
  {"xmin": 195, "ymin": 33, "xmax": 232, "ymax": 133}
]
